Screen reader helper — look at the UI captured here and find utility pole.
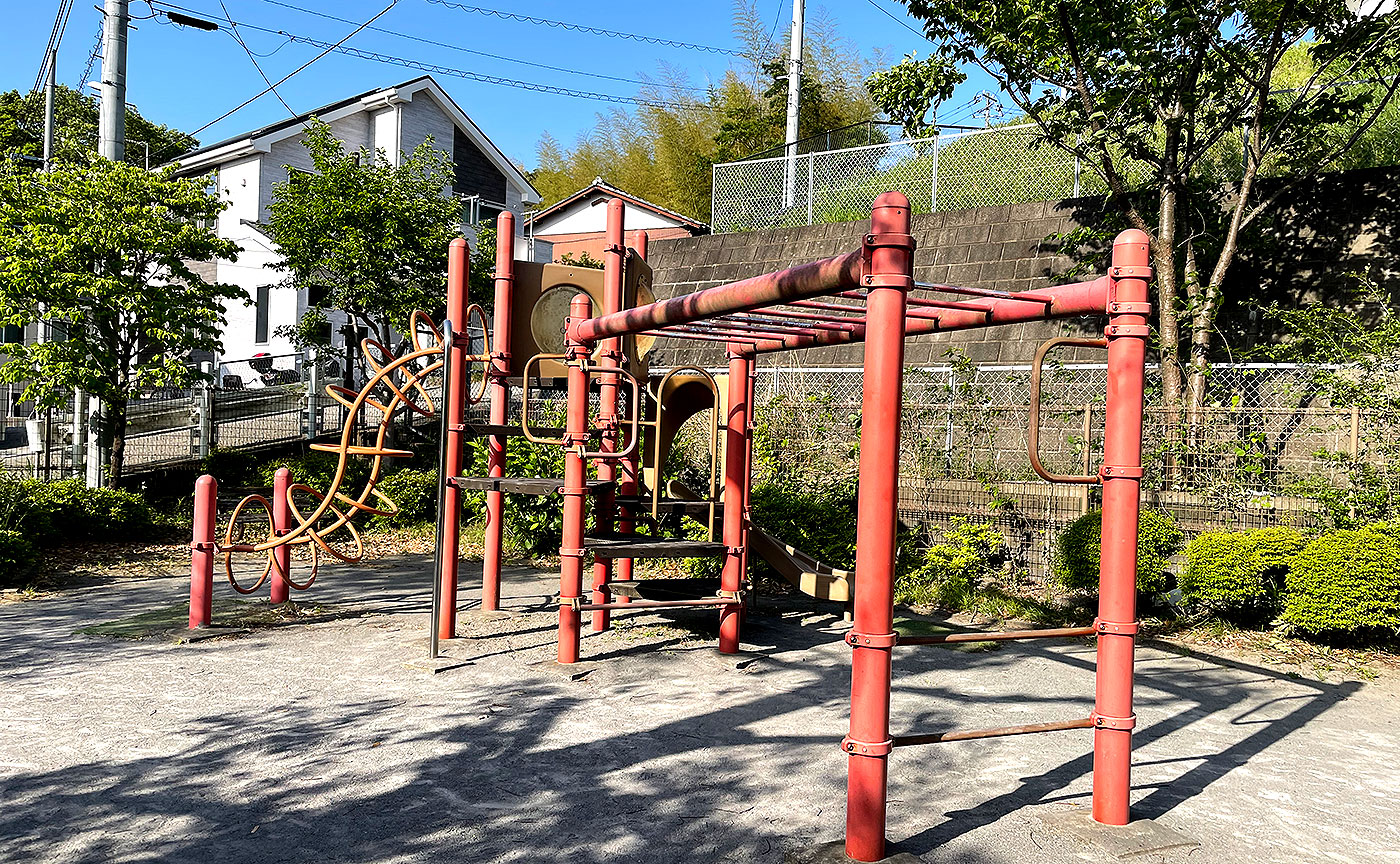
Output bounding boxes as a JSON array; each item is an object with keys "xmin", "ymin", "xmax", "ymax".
[
  {"xmin": 781, "ymin": 0, "xmax": 804, "ymax": 210},
  {"xmin": 86, "ymin": 0, "xmax": 129, "ymax": 487},
  {"xmin": 42, "ymin": 48, "xmax": 56, "ymax": 171}
]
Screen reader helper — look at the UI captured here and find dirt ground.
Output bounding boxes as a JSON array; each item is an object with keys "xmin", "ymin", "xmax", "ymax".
[{"xmin": 1, "ymin": 548, "xmax": 1396, "ymax": 864}]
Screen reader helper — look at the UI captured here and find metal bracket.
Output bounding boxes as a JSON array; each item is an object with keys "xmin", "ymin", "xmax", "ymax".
[
  {"xmin": 725, "ymin": 545, "xmax": 745, "ymax": 556},
  {"xmin": 1109, "ymin": 265, "xmax": 1152, "ymax": 278},
  {"xmin": 1091, "ymin": 712, "xmax": 1137, "ymax": 730},
  {"xmin": 1099, "ymin": 464, "xmax": 1144, "ymax": 479},
  {"xmin": 557, "ymin": 595, "xmax": 582, "ymax": 611},
  {"xmin": 1108, "ymin": 301, "xmax": 1152, "ymax": 315},
  {"xmin": 841, "ymin": 736, "xmax": 894, "ymax": 757},
  {"xmin": 717, "ymin": 589, "xmax": 745, "ymax": 603},
  {"xmin": 559, "ymin": 547, "xmax": 586, "ymax": 559},
  {"xmin": 845, "ymin": 631, "xmax": 899, "ymax": 648},
  {"xmin": 862, "ymin": 273, "xmax": 914, "ymax": 289},
  {"xmin": 604, "ymin": 243, "xmax": 627, "ymax": 255},
  {"xmin": 863, "ymin": 232, "xmax": 916, "ymax": 251},
  {"xmin": 190, "ymin": 541, "xmax": 217, "ymax": 552},
  {"xmin": 1105, "ymin": 324, "xmax": 1151, "ymax": 337},
  {"xmin": 1095, "ymin": 619, "xmax": 1140, "ymax": 635}
]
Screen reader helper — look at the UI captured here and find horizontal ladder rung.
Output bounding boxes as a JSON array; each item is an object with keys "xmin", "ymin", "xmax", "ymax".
[
  {"xmin": 897, "ymin": 625, "xmax": 1096, "ymax": 646},
  {"xmin": 893, "ymin": 717, "xmax": 1093, "ymax": 747},
  {"xmin": 579, "ymin": 597, "xmax": 738, "ymax": 611}
]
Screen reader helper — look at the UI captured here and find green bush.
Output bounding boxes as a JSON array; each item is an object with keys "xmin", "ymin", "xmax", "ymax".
[
  {"xmin": 1054, "ymin": 508, "xmax": 1183, "ymax": 595},
  {"xmin": 200, "ymin": 447, "xmax": 261, "ymax": 487},
  {"xmin": 371, "ymin": 468, "xmax": 438, "ymax": 527},
  {"xmin": 258, "ymin": 450, "xmax": 370, "ymax": 492},
  {"xmin": 1181, "ymin": 527, "xmax": 1304, "ymax": 621},
  {"xmin": 0, "ymin": 529, "xmax": 37, "ymax": 585},
  {"xmin": 0, "ymin": 477, "xmax": 155, "ymax": 545},
  {"xmin": 895, "ymin": 519, "xmax": 1006, "ymax": 608},
  {"xmin": 1283, "ymin": 522, "xmax": 1400, "ymax": 637}
]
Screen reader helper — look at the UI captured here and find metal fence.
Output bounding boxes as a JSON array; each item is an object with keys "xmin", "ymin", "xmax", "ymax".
[
  {"xmin": 670, "ymin": 363, "xmax": 1375, "ymax": 578},
  {"xmin": 712, "ymin": 124, "xmax": 1095, "ymax": 233}
]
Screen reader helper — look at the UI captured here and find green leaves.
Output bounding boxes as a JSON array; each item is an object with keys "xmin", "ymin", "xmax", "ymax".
[
  {"xmin": 266, "ymin": 119, "xmax": 461, "ymax": 346},
  {"xmin": 865, "ymin": 53, "xmax": 967, "ymax": 138}
]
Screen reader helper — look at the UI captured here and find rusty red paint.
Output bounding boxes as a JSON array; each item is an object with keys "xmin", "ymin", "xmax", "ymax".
[
  {"xmin": 482, "ymin": 211, "xmax": 516, "ymax": 613},
  {"xmin": 438, "ymin": 237, "xmax": 469, "ymax": 640},
  {"xmin": 188, "ymin": 474, "xmax": 217, "ymax": 628},
  {"xmin": 557, "ymin": 293, "xmax": 593, "ymax": 664},
  {"xmin": 271, "ymin": 467, "xmax": 291, "ymax": 604},
  {"xmin": 592, "ymin": 200, "xmax": 626, "ymax": 633}
]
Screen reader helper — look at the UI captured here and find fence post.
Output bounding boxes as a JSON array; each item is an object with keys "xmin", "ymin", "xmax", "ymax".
[
  {"xmin": 305, "ymin": 347, "xmax": 321, "ymax": 440},
  {"xmin": 189, "ymin": 474, "xmax": 217, "ymax": 628},
  {"xmin": 807, "ymin": 151, "xmax": 815, "ymax": 224},
  {"xmin": 197, "ymin": 362, "xmax": 213, "ymax": 460},
  {"xmin": 929, "ymin": 130, "xmax": 940, "ymax": 212}
]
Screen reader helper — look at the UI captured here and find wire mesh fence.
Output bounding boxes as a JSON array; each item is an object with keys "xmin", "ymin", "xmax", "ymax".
[{"xmin": 712, "ymin": 124, "xmax": 1091, "ymax": 232}]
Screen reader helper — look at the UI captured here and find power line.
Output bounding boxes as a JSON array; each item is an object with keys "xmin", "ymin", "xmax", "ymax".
[
  {"xmin": 184, "ymin": 0, "xmax": 401, "ymax": 136},
  {"xmin": 423, "ymin": 0, "xmax": 749, "ymax": 57},
  {"xmin": 150, "ymin": 2, "xmax": 712, "ymax": 113},
  {"xmin": 255, "ymin": 0, "xmax": 707, "ymax": 92},
  {"xmin": 33, "ymin": 0, "xmax": 76, "ymax": 94},
  {"xmin": 219, "ymin": 0, "xmax": 297, "ymax": 114},
  {"xmin": 861, "ymin": 0, "xmax": 934, "ymax": 44}
]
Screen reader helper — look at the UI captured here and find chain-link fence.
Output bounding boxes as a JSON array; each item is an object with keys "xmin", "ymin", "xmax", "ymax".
[
  {"xmin": 669, "ymin": 362, "xmax": 1378, "ymax": 578},
  {"xmin": 712, "ymin": 124, "xmax": 1093, "ymax": 233}
]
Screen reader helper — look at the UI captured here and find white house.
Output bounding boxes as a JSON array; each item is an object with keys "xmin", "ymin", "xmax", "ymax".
[
  {"xmin": 168, "ymin": 75, "xmax": 548, "ymax": 370},
  {"xmin": 528, "ymin": 177, "xmax": 708, "ymax": 263}
]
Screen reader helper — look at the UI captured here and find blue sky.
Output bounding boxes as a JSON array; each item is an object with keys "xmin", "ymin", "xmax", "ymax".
[{"xmin": 3, "ymin": 0, "xmax": 999, "ymax": 168}]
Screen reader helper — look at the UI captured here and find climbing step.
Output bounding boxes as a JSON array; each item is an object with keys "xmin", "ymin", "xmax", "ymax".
[
  {"xmin": 584, "ymin": 534, "xmax": 727, "ymax": 559},
  {"xmin": 612, "ymin": 496, "xmax": 724, "ymax": 518},
  {"xmin": 459, "ymin": 421, "xmax": 567, "ymax": 438},
  {"xmin": 450, "ymin": 477, "xmax": 615, "ymax": 495},
  {"xmin": 601, "ymin": 577, "xmax": 724, "ymax": 601}
]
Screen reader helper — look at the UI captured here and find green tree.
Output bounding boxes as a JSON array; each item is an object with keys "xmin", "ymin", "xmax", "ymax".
[
  {"xmin": 266, "ymin": 119, "xmax": 461, "ymax": 351},
  {"xmin": 0, "ymin": 158, "xmax": 242, "ymax": 485},
  {"xmin": 865, "ymin": 53, "xmax": 966, "ymax": 138},
  {"xmin": 0, "ymin": 84, "xmax": 197, "ymax": 168},
  {"xmin": 894, "ymin": 0, "xmax": 1400, "ymax": 445}
]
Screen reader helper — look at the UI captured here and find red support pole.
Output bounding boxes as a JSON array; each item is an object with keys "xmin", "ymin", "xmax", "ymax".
[
  {"xmin": 439, "ymin": 237, "xmax": 469, "ymax": 640},
  {"xmin": 739, "ymin": 359, "xmax": 757, "ymax": 603},
  {"xmin": 1091, "ymin": 229, "xmax": 1151, "ymax": 824},
  {"xmin": 270, "ymin": 467, "xmax": 291, "ymax": 604},
  {"xmin": 592, "ymin": 200, "xmax": 626, "ymax": 632},
  {"xmin": 189, "ymin": 474, "xmax": 217, "ymax": 628},
  {"xmin": 558, "ymin": 293, "xmax": 593, "ymax": 664},
  {"xmin": 719, "ymin": 344, "xmax": 752, "ymax": 653},
  {"xmin": 616, "ymin": 230, "xmax": 649, "ymax": 595},
  {"xmin": 844, "ymin": 192, "xmax": 913, "ymax": 863},
  {"xmin": 483, "ymin": 212, "xmax": 515, "ymax": 612}
]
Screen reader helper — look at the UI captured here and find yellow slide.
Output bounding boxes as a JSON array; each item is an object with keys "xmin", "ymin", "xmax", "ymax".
[{"xmin": 748, "ymin": 526, "xmax": 854, "ymax": 603}]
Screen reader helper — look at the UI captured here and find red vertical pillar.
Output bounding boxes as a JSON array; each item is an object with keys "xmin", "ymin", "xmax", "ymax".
[
  {"xmin": 844, "ymin": 192, "xmax": 913, "ymax": 863},
  {"xmin": 591, "ymin": 200, "xmax": 626, "ymax": 632},
  {"xmin": 614, "ymin": 229, "xmax": 649, "ymax": 594},
  {"xmin": 719, "ymin": 345, "xmax": 752, "ymax": 653},
  {"xmin": 270, "ymin": 467, "xmax": 291, "ymax": 604},
  {"xmin": 189, "ymin": 474, "xmax": 217, "ymax": 628},
  {"xmin": 483, "ymin": 212, "xmax": 515, "ymax": 612},
  {"xmin": 558, "ymin": 294, "xmax": 593, "ymax": 664},
  {"xmin": 439, "ymin": 237, "xmax": 469, "ymax": 640},
  {"xmin": 1091, "ymin": 229, "xmax": 1151, "ymax": 824},
  {"xmin": 739, "ymin": 361, "xmax": 757, "ymax": 592}
]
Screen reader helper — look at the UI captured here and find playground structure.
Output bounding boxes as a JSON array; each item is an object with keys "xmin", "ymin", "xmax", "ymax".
[{"xmin": 188, "ymin": 191, "xmax": 1149, "ymax": 863}]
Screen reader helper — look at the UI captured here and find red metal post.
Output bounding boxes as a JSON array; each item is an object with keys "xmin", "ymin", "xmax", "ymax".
[
  {"xmin": 844, "ymin": 192, "xmax": 913, "ymax": 863},
  {"xmin": 558, "ymin": 293, "xmax": 593, "ymax": 664},
  {"xmin": 1091, "ymin": 229, "xmax": 1151, "ymax": 824},
  {"xmin": 591, "ymin": 199, "xmax": 626, "ymax": 632},
  {"xmin": 483, "ymin": 212, "xmax": 515, "ymax": 612},
  {"xmin": 739, "ymin": 357, "xmax": 757, "ymax": 604},
  {"xmin": 270, "ymin": 467, "xmax": 291, "ymax": 604},
  {"xmin": 719, "ymin": 344, "xmax": 752, "ymax": 653},
  {"xmin": 189, "ymin": 474, "xmax": 217, "ymax": 628},
  {"xmin": 615, "ymin": 230, "xmax": 649, "ymax": 595},
  {"xmin": 439, "ymin": 237, "xmax": 469, "ymax": 640}
]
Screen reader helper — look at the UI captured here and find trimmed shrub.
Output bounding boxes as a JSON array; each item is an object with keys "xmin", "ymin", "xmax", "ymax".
[
  {"xmin": 1283, "ymin": 522, "xmax": 1400, "ymax": 637},
  {"xmin": 258, "ymin": 451, "xmax": 370, "ymax": 492},
  {"xmin": 895, "ymin": 519, "xmax": 1006, "ymax": 608},
  {"xmin": 1180, "ymin": 527, "xmax": 1304, "ymax": 621},
  {"xmin": 1054, "ymin": 508, "xmax": 1183, "ymax": 595},
  {"xmin": 201, "ymin": 447, "xmax": 261, "ymax": 488},
  {"xmin": 0, "ymin": 529, "xmax": 37, "ymax": 585},
  {"xmin": 0, "ymin": 478, "xmax": 155, "ymax": 545},
  {"xmin": 371, "ymin": 469, "xmax": 438, "ymax": 527}
]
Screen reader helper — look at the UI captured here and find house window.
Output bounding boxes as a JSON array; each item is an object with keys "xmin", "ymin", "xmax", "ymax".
[
  {"xmin": 255, "ymin": 286, "xmax": 271, "ymax": 344},
  {"xmin": 1, "ymin": 324, "xmax": 21, "ymax": 345}
]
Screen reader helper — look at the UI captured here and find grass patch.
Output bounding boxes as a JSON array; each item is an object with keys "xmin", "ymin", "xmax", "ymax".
[{"xmin": 77, "ymin": 598, "xmax": 361, "ymax": 640}]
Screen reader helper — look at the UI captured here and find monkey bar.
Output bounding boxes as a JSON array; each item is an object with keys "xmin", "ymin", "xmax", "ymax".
[{"xmin": 550, "ymin": 192, "xmax": 1149, "ymax": 862}]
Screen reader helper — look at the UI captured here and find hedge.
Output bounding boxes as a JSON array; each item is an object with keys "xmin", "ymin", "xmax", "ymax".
[
  {"xmin": 1180, "ymin": 527, "xmax": 1304, "ymax": 621},
  {"xmin": 1283, "ymin": 522, "xmax": 1400, "ymax": 637},
  {"xmin": 1053, "ymin": 508, "xmax": 1183, "ymax": 595}
]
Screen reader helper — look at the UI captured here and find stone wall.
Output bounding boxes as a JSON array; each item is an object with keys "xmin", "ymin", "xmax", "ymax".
[{"xmin": 644, "ymin": 166, "xmax": 1400, "ymax": 369}]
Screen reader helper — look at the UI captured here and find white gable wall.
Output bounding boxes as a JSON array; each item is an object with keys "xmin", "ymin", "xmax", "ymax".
[{"xmin": 534, "ymin": 193, "xmax": 689, "ymax": 236}]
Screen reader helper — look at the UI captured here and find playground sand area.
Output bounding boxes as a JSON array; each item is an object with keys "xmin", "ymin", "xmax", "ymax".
[{"xmin": 2, "ymin": 552, "xmax": 1397, "ymax": 864}]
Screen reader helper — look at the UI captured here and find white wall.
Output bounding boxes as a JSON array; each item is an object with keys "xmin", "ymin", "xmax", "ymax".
[{"xmin": 534, "ymin": 193, "xmax": 689, "ymax": 236}]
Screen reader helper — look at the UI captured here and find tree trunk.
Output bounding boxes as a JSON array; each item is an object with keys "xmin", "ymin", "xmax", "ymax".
[
  {"xmin": 107, "ymin": 395, "xmax": 128, "ymax": 488},
  {"xmin": 1153, "ymin": 179, "xmax": 1184, "ymax": 481}
]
